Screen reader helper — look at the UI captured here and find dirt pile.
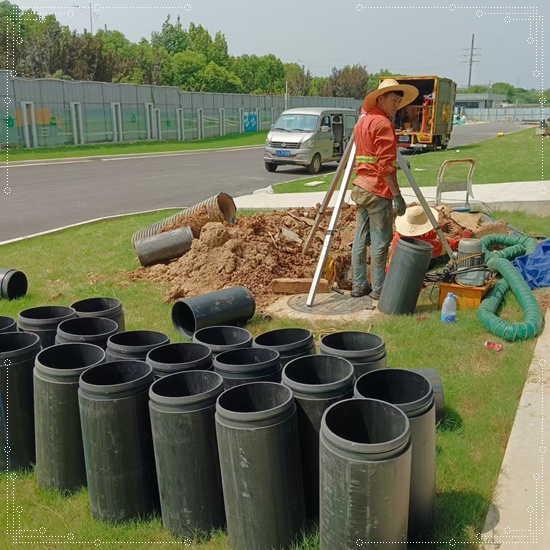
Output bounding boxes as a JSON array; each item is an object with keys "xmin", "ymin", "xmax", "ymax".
[
  {"xmin": 127, "ymin": 204, "xmax": 511, "ymax": 308},
  {"xmin": 127, "ymin": 205, "xmax": 356, "ymax": 309}
]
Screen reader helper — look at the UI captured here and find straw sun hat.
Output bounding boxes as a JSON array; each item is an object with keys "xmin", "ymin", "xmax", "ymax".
[
  {"xmin": 395, "ymin": 205, "xmax": 439, "ymax": 237},
  {"xmin": 362, "ymin": 78, "xmax": 419, "ymax": 112}
]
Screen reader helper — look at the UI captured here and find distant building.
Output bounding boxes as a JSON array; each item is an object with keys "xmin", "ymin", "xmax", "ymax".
[{"xmin": 455, "ymin": 93, "xmax": 507, "ymax": 111}]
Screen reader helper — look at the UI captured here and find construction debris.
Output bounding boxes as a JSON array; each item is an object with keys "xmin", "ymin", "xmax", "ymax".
[{"xmin": 126, "ymin": 204, "xmax": 516, "ymax": 309}]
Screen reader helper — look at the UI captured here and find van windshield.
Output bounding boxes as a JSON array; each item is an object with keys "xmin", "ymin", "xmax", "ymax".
[{"xmin": 273, "ymin": 114, "xmax": 319, "ymax": 133}]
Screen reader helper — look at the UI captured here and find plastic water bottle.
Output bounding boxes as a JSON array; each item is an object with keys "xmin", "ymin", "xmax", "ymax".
[{"xmin": 441, "ymin": 292, "xmax": 457, "ymax": 323}]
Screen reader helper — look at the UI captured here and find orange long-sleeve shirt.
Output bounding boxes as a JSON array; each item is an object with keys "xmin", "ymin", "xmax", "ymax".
[{"xmin": 352, "ymin": 107, "xmax": 397, "ymax": 200}]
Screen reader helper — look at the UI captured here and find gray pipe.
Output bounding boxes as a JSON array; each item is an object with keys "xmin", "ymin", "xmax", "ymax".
[{"xmin": 134, "ymin": 227, "xmax": 193, "ymax": 267}]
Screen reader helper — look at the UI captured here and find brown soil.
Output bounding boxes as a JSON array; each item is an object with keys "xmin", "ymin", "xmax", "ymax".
[{"xmin": 126, "ymin": 204, "xmax": 512, "ymax": 309}]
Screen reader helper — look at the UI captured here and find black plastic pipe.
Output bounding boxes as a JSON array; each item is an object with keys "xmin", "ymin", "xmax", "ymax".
[
  {"xmin": 1, "ymin": 332, "xmax": 42, "ymax": 471},
  {"xmin": 149, "ymin": 370, "xmax": 225, "ymax": 537},
  {"xmin": 355, "ymin": 369, "xmax": 436, "ymax": 541},
  {"xmin": 70, "ymin": 297, "xmax": 126, "ymax": 332},
  {"xmin": 282, "ymin": 354, "xmax": 354, "ymax": 522},
  {"xmin": 0, "ymin": 268, "xmax": 28, "ymax": 300},
  {"xmin": 172, "ymin": 287, "xmax": 255, "ymax": 338},
  {"xmin": 0, "ymin": 316, "xmax": 16, "ymax": 333},
  {"xmin": 34, "ymin": 343, "xmax": 106, "ymax": 492}
]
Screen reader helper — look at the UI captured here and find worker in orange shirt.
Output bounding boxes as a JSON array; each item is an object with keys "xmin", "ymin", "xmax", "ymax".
[{"xmin": 351, "ymin": 79, "xmax": 418, "ymax": 300}]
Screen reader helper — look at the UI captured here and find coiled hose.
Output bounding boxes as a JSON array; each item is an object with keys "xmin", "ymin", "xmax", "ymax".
[{"xmin": 477, "ymin": 234, "xmax": 544, "ymax": 342}]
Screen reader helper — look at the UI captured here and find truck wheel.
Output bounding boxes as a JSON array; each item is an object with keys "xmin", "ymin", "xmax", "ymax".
[
  {"xmin": 265, "ymin": 162, "xmax": 277, "ymax": 172},
  {"xmin": 440, "ymin": 135, "xmax": 450, "ymax": 150},
  {"xmin": 307, "ymin": 154, "xmax": 322, "ymax": 174}
]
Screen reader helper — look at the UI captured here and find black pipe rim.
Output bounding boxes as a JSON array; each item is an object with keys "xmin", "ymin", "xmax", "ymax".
[
  {"xmin": 213, "ymin": 347, "xmax": 280, "ymax": 373},
  {"xmin": 321, "ymin": 397, "xmax": 410, "ymax": 456},
  {"xmin": 397, "ymin": 236, "xmax": 435, "ymax": 251},
  {"xmin": 0, "ymin": 316, "xmax": 16, "ymax": 332},
  {"xmin": 253, "ymin": 327, "xmax": 313, "ymax": 352},
  {"xmin": 354, "ymin": 369, "xmax": 433, "ymax": 415},
  {"xmin": 107, "ymin": 330, "xmax": 170, "ymax": 353},
  {"xmin": 193, "ymin": 326, "xmax": 253, "ymax": 349},
  {"xmin": 146, "ymin": 342, "xmax": 212, "ymax": 371},
  {"xmin": 0, "ymin": 331, "xmax": 41, "ymax": 360},
  {"xmin": 149, "ymin": 369, "xmax": 224, "ymax": 406},
  {"xmin": 282, "ymin": 355, "xmax": 355, "ymax": 395},
  {"xmin": 18, "ymin": 305, "xmax": 76, "ymax": 324},
  {"xmin": 70, "ymin": 296, "xmax": 122, "ymax": 315},
  {"xmin": 35, "ymin": 343, "xmax": 106, "ymax": 376},
  {"xmin": 79, "ymin": 360, "xmax": 153, "ymax": 395},
  {"xmin": 320, "ymin": 331, "xmax": 385, "ymax": 358},
  {"xmin": 57, "ymin": 317, "xmax": 119, "ymax": 338},
  {"xmin": 216, "ymin": 381, "xmax": 294, "ymax": 423}
]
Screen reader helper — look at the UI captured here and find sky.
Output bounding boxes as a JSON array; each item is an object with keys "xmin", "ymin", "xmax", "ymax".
[{"xmin": 16, "ymin": 0, "xmax": 549, "ymax": 91}]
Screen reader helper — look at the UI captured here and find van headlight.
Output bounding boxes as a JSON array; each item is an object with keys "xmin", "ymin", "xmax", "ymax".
[
  {"xmin": 265, "ymin": 139, "xmax": 273, "ymax": 147},
  {"xmin": 302, "ymin": 138, "xmax": 315, "ymax": 148}
]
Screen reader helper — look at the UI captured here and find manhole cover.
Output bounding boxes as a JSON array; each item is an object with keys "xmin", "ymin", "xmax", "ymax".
[{"xmin": 287, "ymin": 293, "xmax": 373, "ymax": 315}]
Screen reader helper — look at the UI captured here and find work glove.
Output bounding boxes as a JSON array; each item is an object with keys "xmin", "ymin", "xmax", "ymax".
[{"xmin": 393, "ymin": 194, "xmax": 407, "ymax": 216}]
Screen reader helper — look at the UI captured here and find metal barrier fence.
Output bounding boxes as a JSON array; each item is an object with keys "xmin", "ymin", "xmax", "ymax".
[
  {"xmin": 0, "ymin": 71, "xmax": 361, "ymax": 148},
  {"xmin": 462, "ymin": 107, "xmax": 549, "ymax": 122}
]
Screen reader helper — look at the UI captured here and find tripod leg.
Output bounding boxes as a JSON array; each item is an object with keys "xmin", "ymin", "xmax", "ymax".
[
  {"xmin": 396, "ymin": 149, "xmax": 454, "ymax": 257},
  {"xmin": 306, "ymin": 142, "xmax": 357, "ymax": 307},
  {"xmin": 302, "ymin": 136, "xmax": 355, "ymax": 254}
]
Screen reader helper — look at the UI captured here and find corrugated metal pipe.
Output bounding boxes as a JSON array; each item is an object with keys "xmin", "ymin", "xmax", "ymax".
[{"xmin": 132, "ymin": 193, "xmax": 237, "ymax": 246}]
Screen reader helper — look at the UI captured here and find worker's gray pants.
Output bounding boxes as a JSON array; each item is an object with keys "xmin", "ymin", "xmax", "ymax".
[{"xmin": 351, "ymin": 187, "xmax": 393, "ymax": 297}]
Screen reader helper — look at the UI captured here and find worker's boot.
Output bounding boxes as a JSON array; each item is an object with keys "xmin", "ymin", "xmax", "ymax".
[{"xmin": 351, "ymin": 284, "xmax": 372, "ymax": 298}]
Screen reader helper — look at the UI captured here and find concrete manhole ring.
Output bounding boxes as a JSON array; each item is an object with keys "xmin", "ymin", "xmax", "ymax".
[{"xmin": 287, "ymin": 293, "xmax": 373, "ymax": 314}]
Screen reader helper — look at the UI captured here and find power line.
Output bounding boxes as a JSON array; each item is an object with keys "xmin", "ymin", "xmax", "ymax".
[{"xmin": 460, "ymin": 33, "xmax": 481, "ymax": 88}]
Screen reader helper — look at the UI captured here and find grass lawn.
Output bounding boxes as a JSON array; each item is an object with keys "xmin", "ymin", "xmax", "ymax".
[
  {"xmin": 1, "ymin": 209, "xmax": 549, "ymax": 549},
  {"xmin": 272, "ymin": 128, "xmax": 548, "ymax": 193},
  {"xmin": 3, "ymin": 131, "xmax": 268, "ymax": 162}
]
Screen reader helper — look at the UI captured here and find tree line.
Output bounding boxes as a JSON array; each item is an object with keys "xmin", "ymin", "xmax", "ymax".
[{"xmin": 1, "ymin": 1, "xmax": 546, "ymax": 104}]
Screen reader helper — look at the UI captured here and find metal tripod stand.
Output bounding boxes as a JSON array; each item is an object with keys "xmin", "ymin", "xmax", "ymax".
[{"xmin": 304, "ymin": 147, "xmax": 453, "ymax": 306}]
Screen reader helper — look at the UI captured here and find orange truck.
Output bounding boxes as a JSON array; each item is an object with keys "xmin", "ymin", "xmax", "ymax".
[{"xmin": 385, "ymin": 75, "xmax": 456, "ymax": 151}]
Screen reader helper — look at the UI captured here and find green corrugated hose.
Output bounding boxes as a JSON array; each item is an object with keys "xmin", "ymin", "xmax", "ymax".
[{"xmin": 477, "ymin": 234, "xmax": 544, "ymax": 342}]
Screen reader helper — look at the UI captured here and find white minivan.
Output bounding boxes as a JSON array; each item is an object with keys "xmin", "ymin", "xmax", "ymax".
[{"xmin": 264, "ymin": 107, "xmax": 359, "ymax": 174}]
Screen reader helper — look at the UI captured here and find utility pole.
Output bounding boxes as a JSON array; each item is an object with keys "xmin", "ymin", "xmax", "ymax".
[
  {"xmin": 461, "ymin": 34, "xmax": 481, "ymax": 89},
  {"xmin": 72, "ymin": 3, "xmax": 98, "ymax": 34}
]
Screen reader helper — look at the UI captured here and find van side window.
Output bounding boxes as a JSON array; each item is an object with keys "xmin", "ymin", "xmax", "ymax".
[
  {"xmin": 345, "ymin": 115, "xmax": 357, "ymax": 130},
  {"xmin": 321, "ymin": 116, "xmax": 331, "ymax": 128}
]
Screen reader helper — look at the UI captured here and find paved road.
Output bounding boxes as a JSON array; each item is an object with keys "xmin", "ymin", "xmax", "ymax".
[{"xmin": 0, "ymin": 122, "xmax": 528, "ymax": 242}]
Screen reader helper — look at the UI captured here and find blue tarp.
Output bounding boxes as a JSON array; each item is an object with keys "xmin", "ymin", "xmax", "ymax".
[{"xmin": 512, "ymin": 239, "xmax": 550, "ymax": 289}]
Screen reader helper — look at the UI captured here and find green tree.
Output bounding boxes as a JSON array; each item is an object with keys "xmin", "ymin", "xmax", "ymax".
[
  {"xmin": 187, "ymin": 22, "xmax": 213, "ymax": 58},
  {"xmin": 367, "ymin": 68, "xmax": 394, "ymax": 94},
  {"xmin": 208, "ymin": 31, "xmax": 229, "ymax": 67},
  {"xmin": 254, "ymin": 54, "xmax": 285, "ymax": 94},
  {"xmin": 150, "ymin": 15, "xmax": 188, "ymax": 55},
  {"xmin": 491, "ymin": 82, "xmax": 515, "ymax": 102},
  {"xmin": 230, "ymin": 54, "xmax": 262, "ymax": 93},
  {"xmin": 198, "ymin": 61, "xmax": 242, "ymax": 92},
  {"xmin": 310, "ymin": 76, "xmax": 331, "ymax": 96},
  {"xmin": 17, "ymin": 13, "xmax": 72, "ymax": 78},
  {"xmin": 284, "ymin": 63, "xmax": 311, "ymax": 96},
  {"xmin": 329, "ymin": 64, "xmax": 369, "ymax": 99},
  {"xmin": 170, "ymin": 50, "xmax": 207, "ymax": 89}
]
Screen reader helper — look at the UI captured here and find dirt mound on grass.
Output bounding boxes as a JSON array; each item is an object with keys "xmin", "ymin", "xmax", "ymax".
[
  {"xmin": 127, "ymin": 205, "xmax": 356, "ymax": 309},
  {"xmin": 127, "ymin": 203, "xmax": 511, "ymax": 309}
]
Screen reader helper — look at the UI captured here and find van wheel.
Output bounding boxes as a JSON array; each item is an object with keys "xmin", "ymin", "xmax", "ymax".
[
  {"xmin": 308, "ymin": 154, "xmax": 322, "ymax": 174},
  {"xmin": 265, "ymin": 162, "xmax": 277, "ymax": 172}
]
